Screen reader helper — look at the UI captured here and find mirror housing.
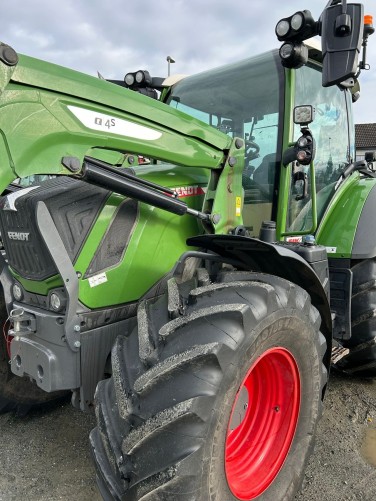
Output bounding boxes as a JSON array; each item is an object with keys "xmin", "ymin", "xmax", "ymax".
[
  {"xmin": 321, "ymin": 3, "xmax": 364, "ymax": 87},
  {"xmin": 365, "ymin": 151, "xmax": 376, "ymax": 165}
]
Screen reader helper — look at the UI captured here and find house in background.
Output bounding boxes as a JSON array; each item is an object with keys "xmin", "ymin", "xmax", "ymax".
[{"xmin": 355, "ymin": 123, "xmax": 376, "ymax": 161}]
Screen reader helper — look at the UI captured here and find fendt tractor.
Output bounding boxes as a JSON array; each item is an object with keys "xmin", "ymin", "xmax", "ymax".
[{"xmin": 0, "ymin": 1, "xmax": 375, "ymax": 500}]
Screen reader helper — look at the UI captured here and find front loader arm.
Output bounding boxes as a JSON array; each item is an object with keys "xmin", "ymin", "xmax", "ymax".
[
  {"xmin": 0, "ymin": 47, "xmax": 246, "ymax": 234},
  {"xmin": 0, "ymin": 50, "xmax": 233, "ymax": 184}
]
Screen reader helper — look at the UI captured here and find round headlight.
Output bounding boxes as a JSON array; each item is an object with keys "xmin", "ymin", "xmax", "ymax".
[
  {"xmin": 50, "ymin": 292, "xmax": 62, "ymax": 312},
  {"xmin": 291, "ymin": 13, "xmax": 304, "ymax": 31},
  {"xmin": 297, "ymin": 136, "xmax": 308, "ymax": 148},
  {"xmin": 279, "ymin": 42, "xmax": 294, "ymax": 59},
  {"xmin": 276, "ymin": 19, "xmax": 290, "ymax": 38},
  {"xmin": 13, "ymin": 283, "xmax": 23, "ymax": 301},
  {"xmin": 124, "ymin": 73, "xmax": 135, "ymax": 86},
  {"xmin": 135, "ymin": 71, "xmax": 144, "ymax": 84}
]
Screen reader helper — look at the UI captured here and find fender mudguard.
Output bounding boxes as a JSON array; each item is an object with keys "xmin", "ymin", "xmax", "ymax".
[{"xmin": 187, "ymin": 234, "xmax": 332, "ymax": 367}]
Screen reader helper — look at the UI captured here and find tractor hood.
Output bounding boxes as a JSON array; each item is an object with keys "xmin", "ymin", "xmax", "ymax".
[
  {"xmin": 0, "ymin": 45, "xmax": 234, "ymax": 189},
  {"xmin": 8, "ymin": 52, "xmax": 229, "ymax": 150}
]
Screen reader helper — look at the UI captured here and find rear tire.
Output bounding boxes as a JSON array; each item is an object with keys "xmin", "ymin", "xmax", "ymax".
[
  {"xmin": 336, "ymin": 258, "xmax": 376, "ymax": 377},
  {"xmin": 0, "ymin": 294, "xmax": 68, "ymax": 415},
  {"xmin": 90, "ymin": 272, "xmax": 327, "ymax": 500}
]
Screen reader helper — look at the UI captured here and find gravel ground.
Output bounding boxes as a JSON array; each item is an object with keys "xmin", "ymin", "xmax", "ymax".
[{"xmin": 0, "ymin": 372, "xmax": 375, "ymax": 501}]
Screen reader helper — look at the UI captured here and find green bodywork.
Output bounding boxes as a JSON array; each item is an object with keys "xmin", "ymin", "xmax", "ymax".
[
  {"xmin": 0, "ymin": 52, "xmax": 241, "ymax": 307},
  {"xmin": 0, "ymin": 44, "xmax": 373, "ymax": 309},
  {"xmin": 316, "ymin": 174, "xmax": 376, "ymax": 258},
  {"xmin": 0, "ymin": 54, "xmax": 230, "ymax": 174},
  {"xmin": 0, "ymin": 34, "xmax": 373, "ymax": 408}
]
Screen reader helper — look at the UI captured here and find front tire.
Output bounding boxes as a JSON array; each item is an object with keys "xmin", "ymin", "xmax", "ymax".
[{"xmin": 90, "ymin": 272, "xmax": 328, "ymax": 500}]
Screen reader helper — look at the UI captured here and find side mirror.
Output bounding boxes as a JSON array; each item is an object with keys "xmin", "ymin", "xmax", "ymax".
[
  {"xmin": 365, "ymin": 151, "xmax": 376, "ymax": 162},
  {"xmin": 293, "ymin": 171, "xmax": 309, "ymax": 201},
  {"xmin": 365, "ymin": 151, "xmax": 376, "ymax": 169},
  {"xmin": 321, "ymin": 3, "xmax": 364, "ymax": 87}
]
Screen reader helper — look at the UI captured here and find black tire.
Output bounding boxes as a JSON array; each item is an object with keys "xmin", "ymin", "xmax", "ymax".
[
  {"xmin": 90, "ymin": 271, "xmax": 328, "ymax": 501},
  {"xmin": 0, "ymin": 294, "xmax": 68, "ymax": 415},
  {"xmin": 336, "ymin": 258, "xmax": 376, "ymax": 377}
]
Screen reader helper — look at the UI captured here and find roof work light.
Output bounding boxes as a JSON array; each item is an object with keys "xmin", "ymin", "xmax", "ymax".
[
  {"xmin": 275, "ymin": 10, "xmax": 318, "ymax": 69},
  {"xmin": 279, "ymin": 42, "xmax": 309, "ymax": 69},
  {"xmin": 275, "ymin": 10, "xmax": 318, "ymax": 43}
]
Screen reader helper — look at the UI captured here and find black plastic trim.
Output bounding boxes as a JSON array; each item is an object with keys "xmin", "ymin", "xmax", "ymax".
[
  {"xmin": 328, "ymin": 258, "xmax": 352, "ymax": 340},
  {"xmin": 187, "ymin": 234, "xmax": 332, "ymax": 361}
]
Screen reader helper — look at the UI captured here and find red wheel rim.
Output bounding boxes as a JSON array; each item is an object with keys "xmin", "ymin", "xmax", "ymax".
[{"xmin": 225, "ymin": 347, "xmax": 301, "ymax": 500}]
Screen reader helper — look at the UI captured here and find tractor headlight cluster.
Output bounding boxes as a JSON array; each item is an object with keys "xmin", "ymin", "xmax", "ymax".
[
  {"xmin": 276, "ymin": 10, "xmax": 318, "ymax": 70},
  {"xmin": 275, "ymin": 10, "xmax": 317, "ymax": 43},
  {"xmin": 124, "ymin": 70, "xmax": 152, "ymax": 88}
]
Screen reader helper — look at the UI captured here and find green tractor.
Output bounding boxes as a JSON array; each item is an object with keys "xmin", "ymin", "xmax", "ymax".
[{"xmin": 0, "ymin": 1, "xmax": 374, "ymax": 499}]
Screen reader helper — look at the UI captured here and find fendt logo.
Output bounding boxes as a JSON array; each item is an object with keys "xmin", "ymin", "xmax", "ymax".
[{"xmin": 7, "ymin": 231, "xmax": 30, "ymax": 241}]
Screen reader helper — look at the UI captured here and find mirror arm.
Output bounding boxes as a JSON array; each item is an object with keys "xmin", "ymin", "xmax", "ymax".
[{"xmin": 283, "ymin": 147, "xmax": 297, "ymax": 167}]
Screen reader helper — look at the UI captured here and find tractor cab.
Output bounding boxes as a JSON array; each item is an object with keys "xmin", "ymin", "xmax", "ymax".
[
  {"xmin": 165, "ymin": 45, "xmax": 355, "ymax": 239},
  {"xmin": 163, "ymin": 3, "xmax": 373, "ymax": 242},
  {"xmin": 166, "ymin": 51, "xmax": 283, "ymax": 238}
]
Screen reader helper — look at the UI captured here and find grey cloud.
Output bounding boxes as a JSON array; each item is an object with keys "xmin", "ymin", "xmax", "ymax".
[{"xmin": 2, "ymin": 0, "xmax": 376, "ymax": 122}]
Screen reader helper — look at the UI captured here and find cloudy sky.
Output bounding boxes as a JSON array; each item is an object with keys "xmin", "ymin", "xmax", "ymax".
[{"xmin": 2, "ymin": 0, "xmax": 375, "ymax": 123}]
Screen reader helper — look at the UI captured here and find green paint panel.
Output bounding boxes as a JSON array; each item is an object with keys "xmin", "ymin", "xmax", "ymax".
[
  {"xmin": 75, "ymin": 164, "xmax": 208, "ymax": 308},
  {"xmin": 11, "ymin": 270, "xmax": 62, "ymax": 295},
  {"xmin": 316, "ymin": 174, "xmax": 376, "ymax": 257},
  {"xmin": 12, "ymin": 54, "xmax": 230, "ymax": 150},
  {"xmin": 276, "ymin": 68, "xmax": 294, "ymax": 239},
  {"xmin": 0, "ymin": 52, "xmax": 234, "ymax": 195}
]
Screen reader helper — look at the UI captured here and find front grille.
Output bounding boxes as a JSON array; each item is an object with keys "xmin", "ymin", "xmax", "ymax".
[{"xmin": 0, "ymin": 178, "xmax": 110, "ymax": 280}]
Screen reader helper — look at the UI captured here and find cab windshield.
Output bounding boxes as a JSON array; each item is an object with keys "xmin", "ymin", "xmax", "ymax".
[
  {"xmin": 166, "ymin": 51, "xmax": 284, "ymax": 237},
  {"xmin": 287, "ymin": 63, "xmax": 353, "ymax": 233}
]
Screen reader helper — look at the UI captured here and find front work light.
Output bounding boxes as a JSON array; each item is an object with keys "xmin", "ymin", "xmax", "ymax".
[
  {"xmin": 49, "ymin": 290, "xmax": 67, "ymax": 313},
  {"xmin": 294, "ymin": 105, "xmax": 315, "ymax": 126},
  {"xmin": 13, "ymin": 283, "xmax": 23, "ymax": 301},
  {"xmin": 124, "ymin": 73, "xmax": 135, "ymax": 86},
  {"xmin": 124, "ymin": 70, "xmax": 152, "ymax": 88},
  {"xmin": 291, "ymin": 13, "xmax": 304, "ymax": 31},
  {"xmin": 276, "ymin": 19, "xmax": 290, "ymax": 38},
  {"xmin": 50, "ymin": 293, "xmax": 61, "ymax": 311}
]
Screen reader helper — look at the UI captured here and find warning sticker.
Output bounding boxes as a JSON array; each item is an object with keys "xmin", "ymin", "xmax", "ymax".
[
  {"xmin": 285, "ymin": 236, "xmax": 303, "ymax": 243},
  {"xmin": 236, "ymin": 196, "xmax": 242, "ymax": 217},
  {"xmin": 326, "ymin": 247, "xmax": 337, "ymax": 254},
  {"xmin": 88, "ymin": 272, "xmax": 108, "ymax": 288}
]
